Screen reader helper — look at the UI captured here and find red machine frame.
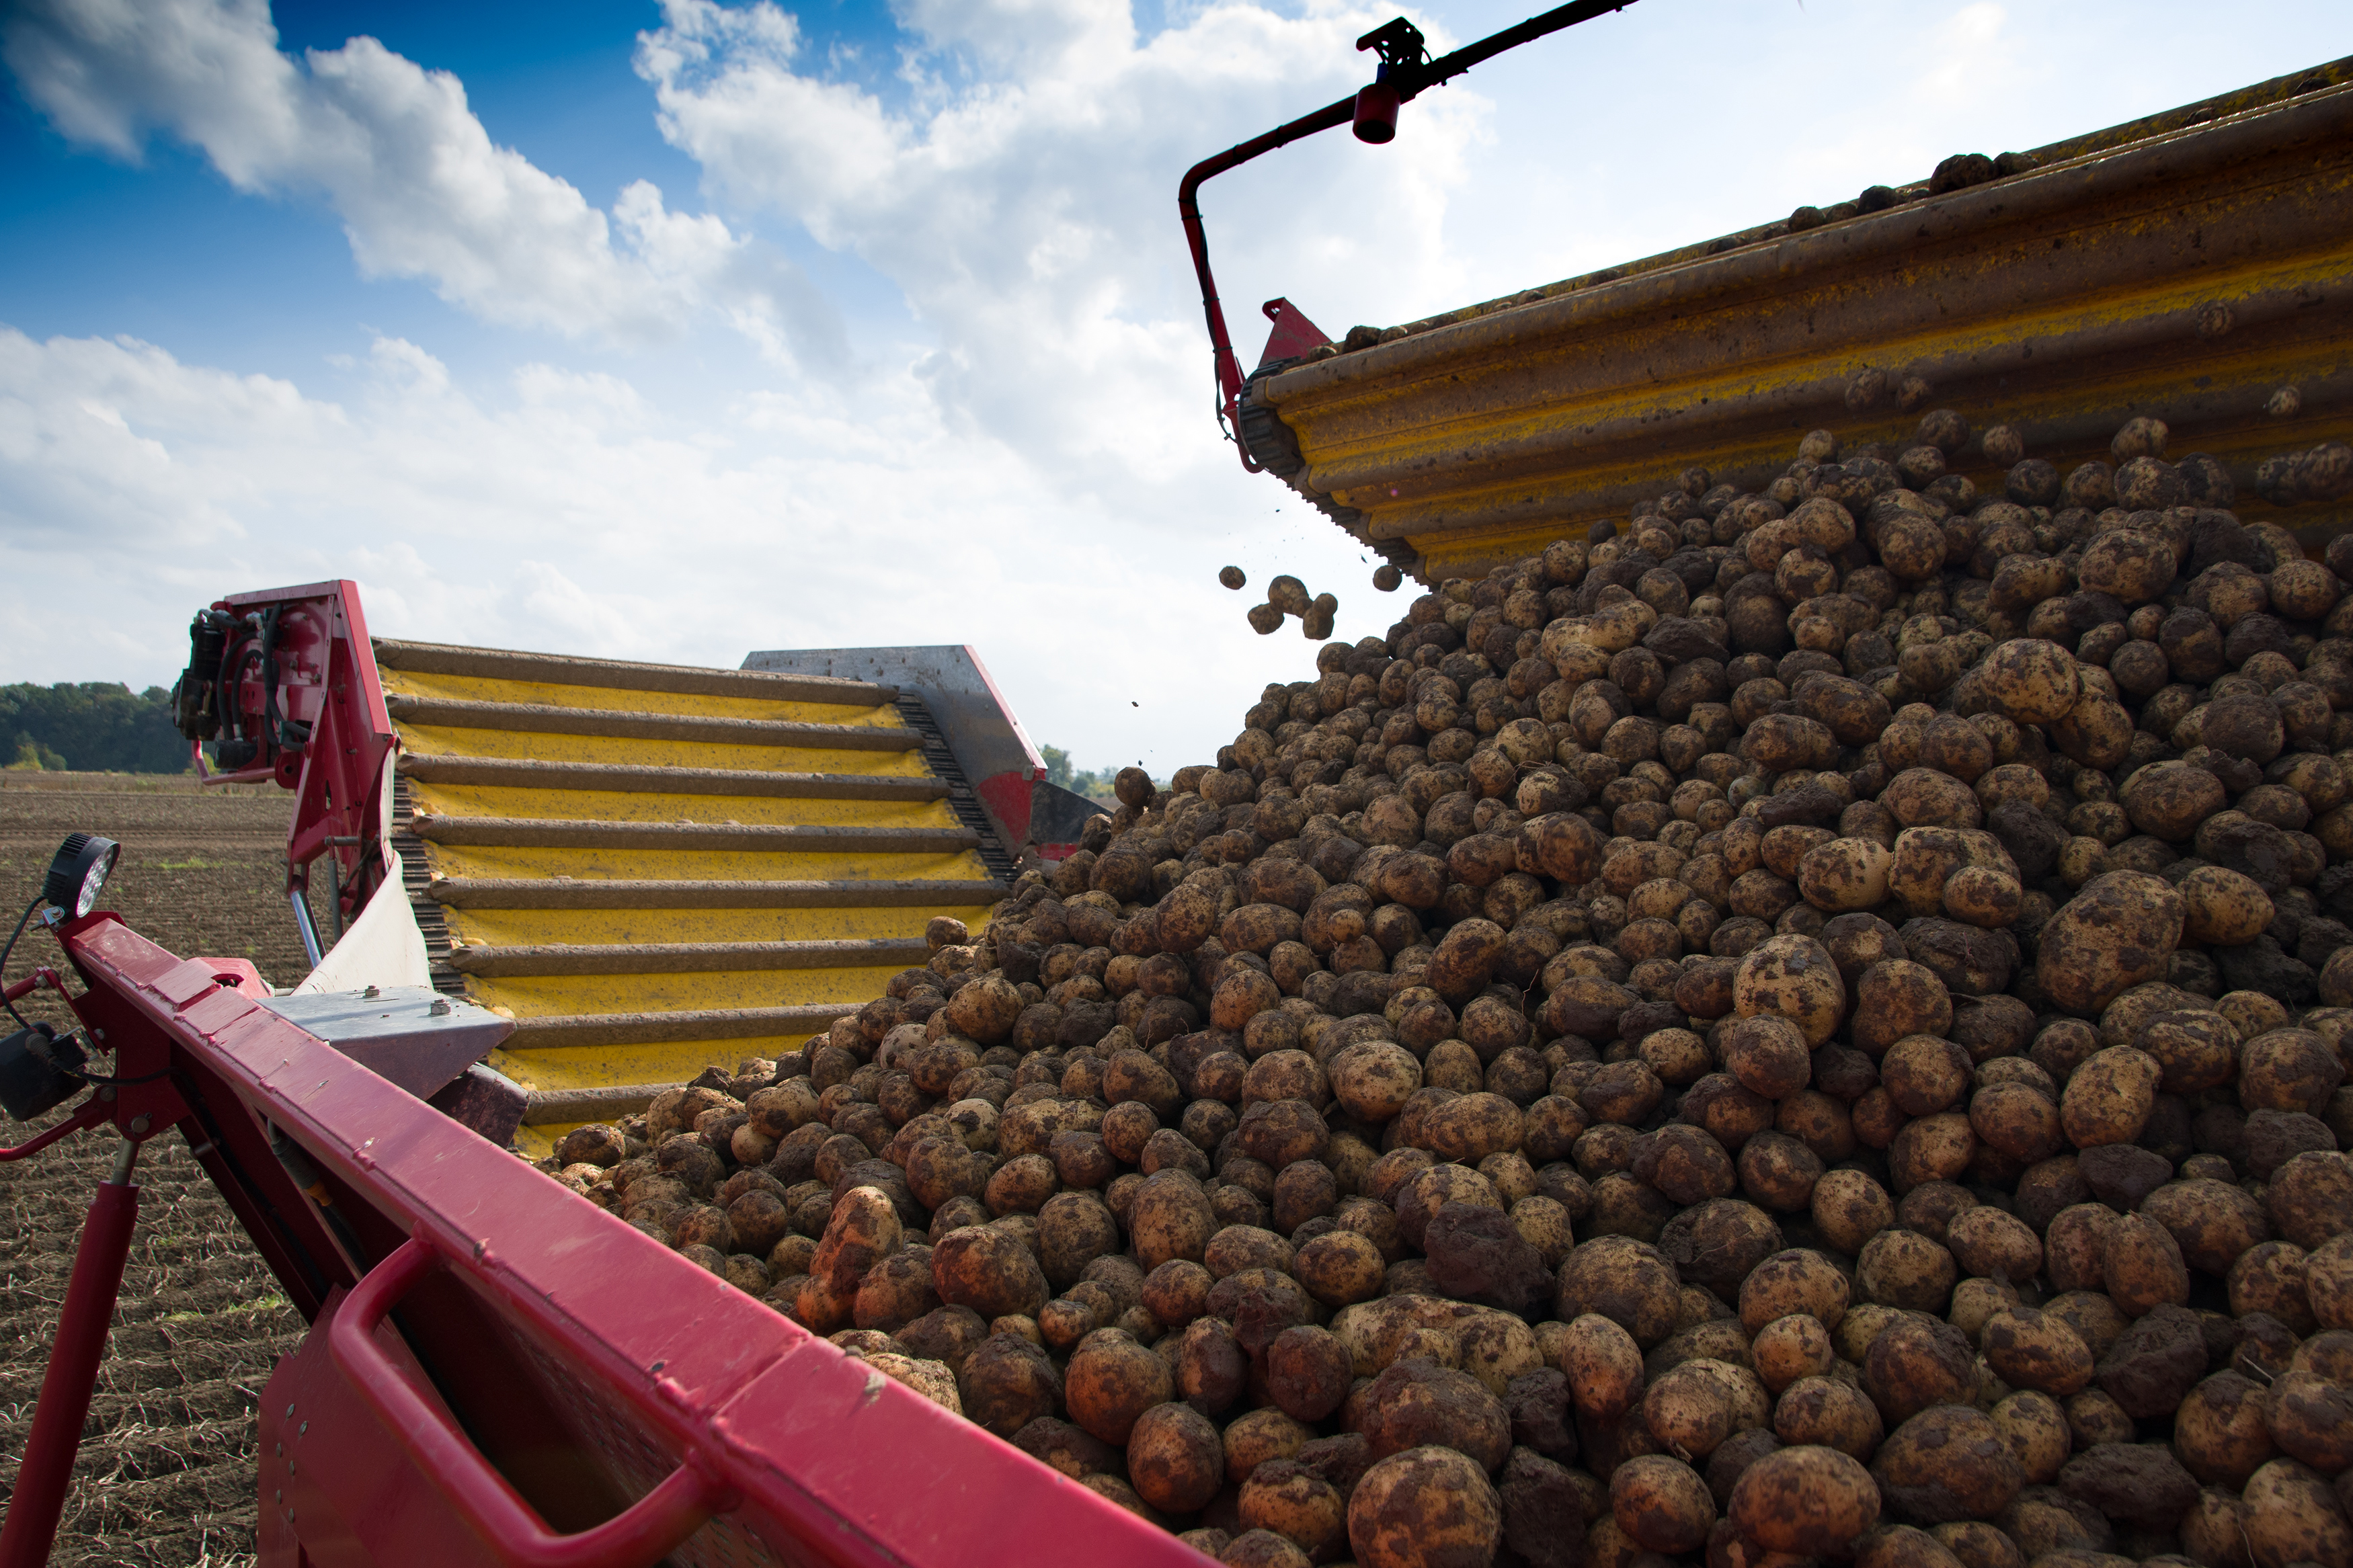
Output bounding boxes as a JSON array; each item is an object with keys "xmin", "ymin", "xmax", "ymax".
[
  {"xmin": 182, "ymin": 581, "xmax": 399, "ymax": 960},
  {"xmin": 0, "ymin": 912, "xmax": 1211, "ymax": 1567}
]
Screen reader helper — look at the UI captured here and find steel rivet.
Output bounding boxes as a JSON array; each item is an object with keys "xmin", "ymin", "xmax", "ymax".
[
  {"xmin": 300, "ymin": 1421, "xmax": 308, "ymax": 1435},
  {"xmin": 286, "ymin": 1403, "xmax": 296, "ymax": 1417}
]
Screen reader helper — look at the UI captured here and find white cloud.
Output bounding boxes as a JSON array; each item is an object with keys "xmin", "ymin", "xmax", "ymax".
[
  {"xmin": 7, "ymin": 0, "xmax": 2348, "ymax": 774},
  {"xmin": 635, "ymin": 0, "xmax": 1488, "ymax": 481},
  {"xmin": 0, "ymin": 326, "xmax": 1373, "ymax": 772},
  {"xmin": 1, "ymin": 0, "xmax": 844, "ymax": 366}
]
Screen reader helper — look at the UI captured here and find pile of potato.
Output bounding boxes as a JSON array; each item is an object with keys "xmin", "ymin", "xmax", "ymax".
[{"xmin": 551, "ymin": 410, "xmax": 2353, "ymax": 1568}]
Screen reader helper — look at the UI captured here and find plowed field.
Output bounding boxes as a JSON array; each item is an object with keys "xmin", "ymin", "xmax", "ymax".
[{"xmin": 0, "ymin": 772, "xmax": 311, "ymax": 1565}]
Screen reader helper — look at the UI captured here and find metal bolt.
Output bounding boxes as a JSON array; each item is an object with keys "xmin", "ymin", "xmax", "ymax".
[
  {"xmin": 286, "ymin": 1404, "xmax": 296, "ymax": 1417},
  {"xmin": 128, "ymin": 1114, "xmax": 151, "ymax": 1135}
]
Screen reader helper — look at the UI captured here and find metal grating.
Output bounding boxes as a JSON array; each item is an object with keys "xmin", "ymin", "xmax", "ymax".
[
  {"xmin": 893, "ymin": 694, "xmax": 1018, "ymax": 882},
  {"xmin": 391, "ymin": 773, "xmax": 467, "ymax": 995}
]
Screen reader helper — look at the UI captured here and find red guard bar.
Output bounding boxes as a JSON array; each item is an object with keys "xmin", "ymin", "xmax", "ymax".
[
  {"xmin": 1176, "ymin": 1, "xmax": 1638, "ymax": 469},
  {"xmin": 0, "ymin": 1148, "xmax": 142, "ymax": 1568},
  {"xmin": 54, "ymin": 913, "xmax": 1213, "ymax": 1568}
]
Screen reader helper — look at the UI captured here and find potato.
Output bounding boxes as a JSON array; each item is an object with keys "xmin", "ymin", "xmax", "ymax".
[
  {"xmin": 2267, "ymin": 1369, "xmax": 2353, "ymax": 1473},
  {"xmin": 1977, "ymin": 1305, "xmax": 2096, "ymax": 1398},
  {"xmin": 1944, "ymin": 1206, "xmax": 2042, "ymax": 1284},
  {"xmin": 1869, "ymin": 1405, "xmax": 2022, "ymax": 1524},
  {"xmin": 721, "ymin": 406, "xmax": 2353, "ymax": 1557},
  {"xmin": 2179, "ymin": 865, "xmax": 2275, "ymax": 944},
  {"xmin": 1778, "ymin": 1374, "xmax": 1888, "ymax": 1460},
  {"xmin": 2241, "ymin": 1458, "xmax": 2353, "ymax": 1568},
  {"xmin": 1611, "ymin": 1452, "xmax": 1718, "ymax": 1553},
  {"xmin": 956, "ymin": 1332, "xmax": 1062, "ymax": 1436},
  {"xmin": 1740, "ymin": 1249, "xmax": 1851, "ymax": 1335},
  {"xmin": 930, "ymin": 1223, "xmax": 1046, "ymax": 1321},
  {"xmin": 1989, "ymin": 1390, "xmax": 2071, "ymax": 1485},
  {"xmin": 1277, "ymin": 1232, "xmax": 1379, "ymax": 1311},
  {"xmin": 2059, "ymin": 1046, "xmax": 2161, "ymax": 1147},
  {"xmin": 1644, "ymin": 1358, "xmax": 1748, "ymax": 1458},
  {"xmin": 1557, "ymin": 1237, "xmax": 1686, "ymax": 1348},
  {"xmin": 2035, "ymin": 872, "xmax": 2186, "ymax": 1016},
  {"xmin": 1241, "ymin": 1460, "xmax": 1348, "ymax": 1557},
  {"xmin": 1727, "ymin": 1444, "xmax": 1882, "ymax": 1555},
  {"xmin": 1347, "ymin": 1445, "xmax": 1504, "ymax": 1568},
  {"xmin": 1813, "ymin": 1169, "xmax": 1895, "ymax": 1253},
  {"xmin": 1861, "ymin": 1315, "xmax": 1978, "ymax": 1428},
  {"xmin": 2100, "ymin": 1212, "xmax": 2190, "ymax": 1316},
  {"xmin": 1857, "ymin": 1230, "xmax": 1959, "ymax": 1315},
  {"xmin": 1127, "ymin": 1170, "xmax": 1216, "ymax": 1268},
  {"xmin": 1753, "ymin": 1314, "xmax": 1836, "ymax": 1392},
  {"xmin": 1266, "ymin": 1325, "xmax": 1354, "ymax": 1422},
  {"xmin": 1360, "ymin": 1359, "xmax": 1512, "ymax": 1471},
  {"xmin": 1734, "ymin": 934, "xmax": 1849, "ymax": 1045},
  {"xmin": 1852, "ymin": 960, "xmax": 1954, "ymax": 1055},
  {"xmin": 1557, "ymin": 1310, "xmax": 1646, "ymax": 1419},
  {"xmin": 1224, "ymin": 1407, "xmax": 1314, "ymax": 1487},
  {"xmin": 1978, "ymin": 638, "xmax": 2081, "ymax": 726}
]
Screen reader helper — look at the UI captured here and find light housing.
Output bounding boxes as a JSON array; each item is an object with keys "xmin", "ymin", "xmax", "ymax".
[
  {"xmin": 0, "ymin": 1024, "xmax": 86, "ymax": 1122},
  {"xmin": 43, "ymin": 833, "xmax": 120, "ymax": 919}
]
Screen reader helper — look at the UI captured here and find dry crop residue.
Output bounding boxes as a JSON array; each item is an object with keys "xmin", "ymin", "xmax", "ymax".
[{"xmin": 0, "ymin": 772, "xmax": 310, "ymax": 1563}]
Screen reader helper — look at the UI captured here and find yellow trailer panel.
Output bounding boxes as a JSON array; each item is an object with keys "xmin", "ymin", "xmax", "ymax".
[
  {"xmin": 372, "ymin": 638, "xmax": 1014, "ymax": 1158},
  {"xmin": 1246, "ymin": 62, "xmax": 2353, "ymax": 580}
]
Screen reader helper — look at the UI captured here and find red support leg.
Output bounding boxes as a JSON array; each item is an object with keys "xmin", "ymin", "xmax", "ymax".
[{"xmin": 0, "ymin": 1140, "xmax": 143, "ymax": 1568}]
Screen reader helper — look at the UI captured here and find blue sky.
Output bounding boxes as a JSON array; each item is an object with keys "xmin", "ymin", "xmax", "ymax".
[{"xmin": 3, "ymin": 0, "xmax": 2348, "ymax": 774}]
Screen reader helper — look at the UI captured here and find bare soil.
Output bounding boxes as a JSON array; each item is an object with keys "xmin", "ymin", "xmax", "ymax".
[{"xmin": 0, "ymin": 772, "xmax": 310, "ymax": 1564}]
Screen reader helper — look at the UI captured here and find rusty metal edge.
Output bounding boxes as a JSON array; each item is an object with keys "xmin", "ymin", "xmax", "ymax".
[
  {"xmin": 504, "ymin": 1004, "xmax": 858, "ymax": 1049},
  {"xmin": 374, "ymin": 637, "xmax": 896, "ymax": 705},
  {"xmin": 447, "ymin": 938, "xmax": 933, "ymax": 978},
  {"xmin": 396, "ymin": 755, "xmax": 950, "ymax": 800},
  {"xmin": 1292, "ymin": 54, "xmax": 2353, "ymax": 361},
  {"xmin": 426, "ymin": 877, "xmax": 1008, "ymax": 910},
  {"xmin": 386, "ymin": 696, "xmax": 923, "ymax": 751},
  {"xmin": 414, "ymin": 818, "xmax": 981, "ymax": 853},
  {"xmin": 521, "ymin": 1084, "xmax": 683, "ymax": 1125},
  {"xmin": 1262, "ymin": 81, "xmax": 2353, "ymax": 414}
]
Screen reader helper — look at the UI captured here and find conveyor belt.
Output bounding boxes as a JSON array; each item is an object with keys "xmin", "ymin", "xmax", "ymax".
[{"xmin": 372, "ymin": 638, "xmax": 1008, "ymax": 1157}]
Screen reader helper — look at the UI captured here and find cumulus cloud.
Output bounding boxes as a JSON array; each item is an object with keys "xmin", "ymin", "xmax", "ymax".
[
  {"xmin": 8, "ymin": 0, "xmax": 2336, "ymax": 772},
  {"xmin": 2, "ymin": 0, "xmax": 845, "ymax": 365},
  {"xmin": 0, "ymin": 326, "xmax": 1371, "ymax": 772},
  {"xmin": 636, "ymin": 0, "xmax": 1488, "ymax": 483}
]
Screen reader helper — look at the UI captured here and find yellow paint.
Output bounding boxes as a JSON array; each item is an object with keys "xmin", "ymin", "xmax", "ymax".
[
  {"xmin": 515, "ymin": 1124, "xmax": 561, "ymax": 1159},
  {"xmin": 385, "ymin": 636, "xmax": 1010, "ymax": 1122},
  {"xmin": 381, "ymin": 669, "xmax": 900, "ymax": 727},
  {"xmin": 407, "ymin": 780, "xmax": 957, "ymax": 829},
  {"xmin": 446, "ymin": 903, "xmax": 997, "ymax": 948},
  {"xmin": 1310, "ymin": 255, "xmax": 2353, "ymax": 537},
  {"xmin": 417, "ymin": 843, "xmax": 993, "ymax": 883},
  {"xmin": 493, "ymin": 1038, "xmax": 832, "ymax": 1091},
  {"xmin": 469, "ymin": 962, "xmax": 916, "ymax": 1016},
  {"xmin": 1253, "ymin": 114, "xmax": 2353, "ymax": 570},
  {"xmin": 395, "ymin": 723, "xmax": 928, "ymax": 774}
]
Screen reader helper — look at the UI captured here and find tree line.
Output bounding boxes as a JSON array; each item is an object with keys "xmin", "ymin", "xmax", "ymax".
[{"xmin": 1, "ymin": 684, "xmax": 188, "ymax": 774}]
